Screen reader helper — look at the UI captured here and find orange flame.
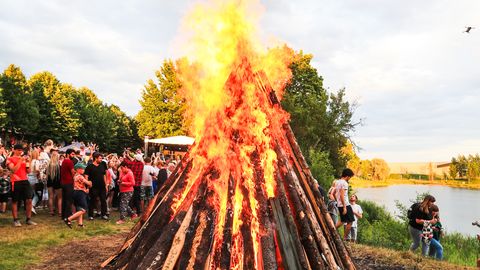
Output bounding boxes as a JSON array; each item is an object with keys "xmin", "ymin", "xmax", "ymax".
[{"xmin": 172, "ymin": 0, "xmax": 293, "ymax": 268}]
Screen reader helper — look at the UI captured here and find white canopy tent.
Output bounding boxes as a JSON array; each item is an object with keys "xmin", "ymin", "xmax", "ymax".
[
  {"xmin": 144, "ymin": 135, "xmax": 195, "ymax": 157},
  {"xmin": 144, "ymin": 136, "xmax": 195, "ymax": 146}
]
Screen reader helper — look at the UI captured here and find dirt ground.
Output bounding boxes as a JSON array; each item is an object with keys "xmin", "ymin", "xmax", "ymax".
[
  {"xmin": 29, "ymin": 233, "xmax": 128, "ymax": 270},
  {"xmin": 29, "ymin": 233, "xmax": 471, "ymax": 270}
]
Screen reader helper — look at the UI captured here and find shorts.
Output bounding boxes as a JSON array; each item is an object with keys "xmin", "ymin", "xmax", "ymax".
[
  {"xmin": 0, "ymin": 192, "xmax": 9, "ymax": 203},
  {"xmin": 338, "ymin": 205, "xmax": 355, "ymax": 223},
  {"xmin": 346, "ymin": 226, "xmax": 358, "ymax": 241},
  {"xmin": 72, "ymin": 190, "xmax": 88, "ymax": 212},
  {"xmin": 140, "ymin": 186, "xmax": 153, "ymax": 200},
  {"xmin": 12, "ymin": 180, "xmax": 34, "ymax": 202}
]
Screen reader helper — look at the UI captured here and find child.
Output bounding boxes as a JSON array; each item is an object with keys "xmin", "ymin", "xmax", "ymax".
[
  {"xmin": 116, "ymin": 161, "xmax": 135, "ymax": 225},
  {"xmin": 64, "ymin": 162, "xmax": 91, "ymax": 228},
  {"xmin": 0, "ymin": 167, "xmax": 10, "ymax": 213},
  {"xmin": 427, "ymin": 205, "xmax": 443, "ymax": 260}
]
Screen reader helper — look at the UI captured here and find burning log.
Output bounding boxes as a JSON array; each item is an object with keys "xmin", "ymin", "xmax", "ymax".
[{"xmin": 103, "ymin": 61, "xmax": 356, "ymax": 270}]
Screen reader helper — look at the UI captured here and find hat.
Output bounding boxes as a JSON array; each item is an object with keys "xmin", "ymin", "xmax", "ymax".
[
  {"xmin": 134, "ymin": 154, "xmax": 144, "ymax": 162},
  {"xmin": 74, "ymin": 162, "xmax": 87, "ymax": 170},
  {"xmin": 13, "ymin": 144, "xmax": 24, "ymax": 150}
]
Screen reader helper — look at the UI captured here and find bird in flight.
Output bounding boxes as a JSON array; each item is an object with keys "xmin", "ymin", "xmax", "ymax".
[{"xmin": 464, "ymin": 26, "xmax": 475, "ymax": 33}]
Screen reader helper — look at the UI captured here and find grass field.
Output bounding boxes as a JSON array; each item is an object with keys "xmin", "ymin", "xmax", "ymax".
[
  {"xmin": 0, "ymin": 207, "xmax": 134, "ymax": 270},
  {"xmin": 350, "ymin": 177, "xmax": 480, "ymax": 189}
]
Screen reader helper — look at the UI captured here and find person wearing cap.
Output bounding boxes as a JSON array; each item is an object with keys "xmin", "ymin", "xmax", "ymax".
[
  {"xmin": 6, "ymin": 144, "xmax": 37, "ymax": 226},
  {"xmin": 64, "ymin": 162, "xmax": 91, "ymax": 228},
  {"xmin": 122, "ymin": 151, "xmax": 144, "ymax": 216}
]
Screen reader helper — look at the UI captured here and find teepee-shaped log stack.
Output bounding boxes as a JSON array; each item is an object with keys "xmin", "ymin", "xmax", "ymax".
[{"xmin": 102, "ymin": 60, "xmax": 356, "ymax": 270}]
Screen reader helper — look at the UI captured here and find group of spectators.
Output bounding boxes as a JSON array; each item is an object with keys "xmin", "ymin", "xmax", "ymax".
[{"xmin": 0, "ymin": 139, "xmax": 178, "ymax": 227}]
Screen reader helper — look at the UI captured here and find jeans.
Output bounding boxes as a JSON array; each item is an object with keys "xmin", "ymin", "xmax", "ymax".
[
  {"xmin": 428, "ymin": 238, "xmax": 443, "ymax": 260},
  {"xmin": 409, "ymin": 225, "xmax": 428, "ymax": 255}
]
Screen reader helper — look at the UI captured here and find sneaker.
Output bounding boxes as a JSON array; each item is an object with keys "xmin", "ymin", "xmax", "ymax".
[
  {"xmin": 116, "ymin": 219, "xmax": 125, "ymax": 225},
  {"xmin": 26, "ymin": 219, "xmax": 37, "ymax": 226},
  {"xmin": 88, "ymin": 216, "xmax": 94, "ymax": 221},
  {"xmin": 130, "ymin": 214, "xmax": 138, "ymax": 219},
  {"xmin": 101, "ymin": 215, "xmax": 109, "ymax": 221},
  {"xmin": 13, "ymin": 220, "xmax": 22, "ymax": 227},
  {"xmin": 78, "ymin": 224, "xmax": 85, "ymax": 228},
  {"xmin": 31, "ymin": 207, "xmax": 37, "ymax": 215}
]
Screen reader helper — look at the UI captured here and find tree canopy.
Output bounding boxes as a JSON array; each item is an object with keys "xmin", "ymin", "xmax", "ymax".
[
  {"xmin": 136, "ymin": 60, "xmax": 187, "ymax": 139},
  {"xmin": 0, "ymin": 64, "xmax": 140, "ymax": 152},
  {"xmin": 281, "ymin": 52, "xmax": 359, "ymax": 187}
]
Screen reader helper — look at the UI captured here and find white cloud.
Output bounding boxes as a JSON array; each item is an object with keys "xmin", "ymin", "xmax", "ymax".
[{"xmin": 1, "ymin": 0, "xmax": 479, "ymax": 161}]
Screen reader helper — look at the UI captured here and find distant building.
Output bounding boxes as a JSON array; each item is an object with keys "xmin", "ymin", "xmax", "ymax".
[{"xmin": 387, "ymin": 162, "xmax": 450, "ymax": 180}]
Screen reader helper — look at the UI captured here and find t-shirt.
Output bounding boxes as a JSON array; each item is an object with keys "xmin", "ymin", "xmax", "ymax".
[
  {"xmin": 73, "ymin": 174, "xmax": 89, "ymax": 193},
  {"xmin": 351, "ymin": 204, "xmax": 363, "ymax": 228},
  {"xmin": 85, "ymin": 162, "xmax": 107, "ymax": 189},
  {"xmin": 408, "ymin": 204, "xmax": 432, "ymax": 230},
  {"xmin": 60, "ymin": 158, "xmax": 74, "ymax": 185},
  {"xmin": 119, "ymin": 170, "xmax": 135, "ymax": 193},
  {"xmin": 141, "ymin": 165, "xmax": 156, "ymax": 187},
  {"xmin": 335, "ymin": 179, "xmax": 350, "ymax": 207},
  {"xmin": 7, "ymin": 156, "xmax": 28, "ymax": 182}
]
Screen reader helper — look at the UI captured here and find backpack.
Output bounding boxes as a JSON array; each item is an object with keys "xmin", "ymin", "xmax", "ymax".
[{"xmin": 407, "ymin": 202, "xmax": 420, "ymax": 220}]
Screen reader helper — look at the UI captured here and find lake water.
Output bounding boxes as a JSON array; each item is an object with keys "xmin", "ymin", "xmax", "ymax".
[{"xmin": 354, "ymin": 184, "xmax": 480, "ymax": 237}]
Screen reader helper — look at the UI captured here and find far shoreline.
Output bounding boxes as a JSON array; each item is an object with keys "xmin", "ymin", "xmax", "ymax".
[{"xmin": 350, "ymin": 178, "xmax": 480, "ymax": 190}]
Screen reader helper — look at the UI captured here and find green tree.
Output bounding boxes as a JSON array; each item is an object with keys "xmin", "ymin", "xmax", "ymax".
[
  {"xmin": 282, "ymin": 52, "xmax": 359, "ymax": 181},
  {"xmin": 449, "ymin": 157, "xmax": 458, "ymax": 180},
  {"xmin": 0, "ymin": 64, "xmax": 40, "ymax": 137},
  {"xmin": 309, "ymin": 149, "xmax": 335, "ymax": 189},
  {"xmin": 136, "ymin": 60, "xmax": 186, "ymax": 139},
  {"xmin": 28, "ymin": 72, "xmax": 80, "ymax": 142}
]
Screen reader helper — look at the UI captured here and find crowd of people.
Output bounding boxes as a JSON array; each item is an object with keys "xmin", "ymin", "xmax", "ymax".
[{"xmin": 0, "ymin": 139, "xmax": 178, "ymax": 227}]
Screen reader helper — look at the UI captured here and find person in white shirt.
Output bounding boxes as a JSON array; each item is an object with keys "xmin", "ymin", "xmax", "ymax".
[
  {"xmin": 140, "ymin": 157, "xmax": 156, "ymax": 211},
  {"xmin": 335, "ymin": 168, "xmax": 355, "ymax": 240},
  {"xmin": 345, "ymin": 194, "xmax": 363, "ymax": 242}
]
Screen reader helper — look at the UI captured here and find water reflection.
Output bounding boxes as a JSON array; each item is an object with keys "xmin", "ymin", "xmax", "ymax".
[{"xmin": 354, "ymin": 184, "xmax": 480, "ymax": 236}]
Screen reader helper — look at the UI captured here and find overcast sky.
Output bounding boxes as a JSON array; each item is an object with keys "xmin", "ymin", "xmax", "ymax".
[{"xmin": 1, "ymin": 0, "xmax": 479, "ymax": 162}]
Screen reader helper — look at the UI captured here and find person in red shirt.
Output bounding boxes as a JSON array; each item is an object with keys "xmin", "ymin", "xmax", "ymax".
[
  {"xmin": 116, "ymin": 161, "xmax": 136, "ymax": 224},
  {"xmin": 60, "ymin": 149, "xmax": 76, "ymax": 219},
  {"xmin": 6, "ymin": 144, "xmax": 37, "ymax": 227},
  {"xmin": 122, "ymin": 153, "xmax": 144, "ymax": 216}
]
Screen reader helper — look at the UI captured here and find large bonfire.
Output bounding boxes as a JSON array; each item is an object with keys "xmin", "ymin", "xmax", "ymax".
[{"xmin": 104, "ymin": 0, "xmax": 356, "ymax": 269}]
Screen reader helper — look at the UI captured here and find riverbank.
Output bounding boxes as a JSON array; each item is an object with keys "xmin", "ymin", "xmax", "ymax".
[{"xmin": 350, "ymin": 177, "xmax": 480, "ymax": 189}]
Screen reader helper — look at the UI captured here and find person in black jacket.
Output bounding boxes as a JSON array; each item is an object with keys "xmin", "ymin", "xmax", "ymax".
[{"xmin": 408, "ymin": 194, "xmax": 437, "ymax": 255}]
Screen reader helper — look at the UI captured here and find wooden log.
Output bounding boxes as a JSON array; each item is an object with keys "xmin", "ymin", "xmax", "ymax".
[
  {"xmin": 109, "ymin": 162, "xmax": 192, "ymax": 269},
  {"xmin": 283, "ymin": 127, "xmax": 356, "ymax": 270},
  {"xmin": 133, "ymin": 210, "xmax": 188, "ymax": 270},
  {"xmin": 191, "ymin": 204, "xmax": 216, "ymax": 270},
  {"xmin": 269, "ymin": 197, "xmax": 301, "ymax": 270},
  {"xmin": 275, "ymin": 170, "xmax": 310, "ymax": 270},
  {"xmin": 281, "ymin": 169, "xmax": 325, "ymax": 270},
  {"xmin": 239, "ymin": 177, "xmax": 256, "ymax": 270},
  {"xmin": 176, "ymin": 178, "xmax": 208, "ymax": 269},
  {"xmin": 161, "ymin": 205, "xmax": 194, "ymax": 270}
]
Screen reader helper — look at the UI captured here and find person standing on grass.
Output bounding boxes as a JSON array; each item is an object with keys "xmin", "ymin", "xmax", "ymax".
[
  {"xmin": 345, "ymin": 194, "xmax": 363, "ymax": 242},
  {"xmin": 0, "ymin": 167, "xmax": 10, "ymax": 213},
  {"xmin": 123, "ymin": 153, "xmax": 144, "ymax": 216},
  {"xmin": 116, "ymin": 161, "xmax": 135, "ymax": 225},
  {"xmin": 46, "ymin": 150, "xmax": 61, "ymax": 216},
  {"xmin": 334, "ymin": 168, "xmax": 355, "ymax": 240},
  {"xmin": 85, "ymin": 152, "xmax": 109, "ymax": 221},
  {"xmin": 140, "ymin": 157, "xmax": 156, "ymax": 212},
  {"xmin": 65, "ymin": 162, "xmax": 91, "ymax": 228},
  {"xmin": 408, "ymin": 194, "xmax": 436, "ymax": 255},
  {"xmin": 7, "ymin": 144, "xmax": 37, "ymax": 226},
  {"xmin": 60, "ymin": 149, "xmax": 76, "ymax": 220}
]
